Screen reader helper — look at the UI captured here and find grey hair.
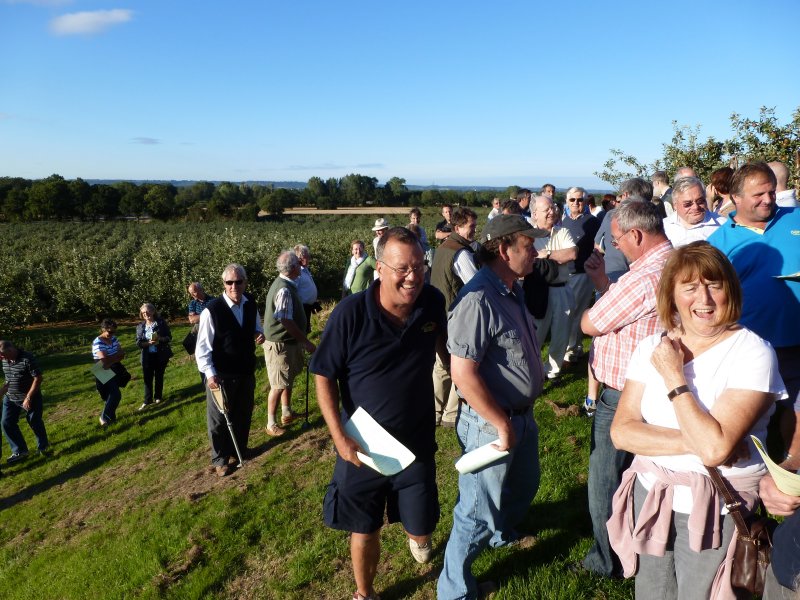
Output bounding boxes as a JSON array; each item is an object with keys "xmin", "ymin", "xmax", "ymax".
[
  {"xmin": 619, "ymin": 178, "xmax": 654, "ymax": 202},
  {"xmin": 221, "ymin": 263, "xmax": 247, "ymax": 282},
  {"xmin": 672, "ymin": 176, "xmax": 706, "ymax": 199},
  {"xmin": 566, "ymin": 186, "xmax": 586, "ymax": 198},
  {"xmin": 293, "ymin": 244, "xmax": 309, "ymax": 258},
  {"xmin": 614, "ymin": 198, "xmax": 664, "ymax": 235},
  {"xmin": 187, "ymin": 281, "xmax": 204, "ymax": 293},
  {"xmin": 139, "ymin": 302, "xmax": 158, "ymax": 319},
  {"xmin": 276, "ymin": 251, "xmax": 299, "ymax": 275}
]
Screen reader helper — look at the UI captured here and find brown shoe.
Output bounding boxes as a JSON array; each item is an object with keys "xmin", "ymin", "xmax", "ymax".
[
  {"xmin": 281, "ymin": 412, "xmax": 299, "ymax": 426},
  {"xmin": 215, "ymin": 464, "xmax": 232, "ymax": 477},
  {"xmin": 265, "ymin": 424, "xmax": 285, "ymax": 437}
]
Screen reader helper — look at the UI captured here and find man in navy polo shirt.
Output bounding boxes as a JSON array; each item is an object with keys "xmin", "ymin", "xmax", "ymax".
[{"xmin": 311, "ymin": 227, "xmax": 447, "ymax": 600}]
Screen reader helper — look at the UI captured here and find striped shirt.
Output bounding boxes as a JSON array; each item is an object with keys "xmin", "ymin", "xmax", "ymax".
[
  {"xmin": 2, "ymin": 350, "xmax": 41, "ymax": 402},
  {"xmin": 587, "ymin": 240, "xmax": 672, "ymax": 390},
  {"xmin": 92, "ymin": 335, "xmax": 121, "ymax": 360}
]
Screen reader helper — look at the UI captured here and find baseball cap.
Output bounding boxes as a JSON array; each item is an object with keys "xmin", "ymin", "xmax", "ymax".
[{"xmin": 480, "ymin": 214, "xmax": 548, "ymax": 243}]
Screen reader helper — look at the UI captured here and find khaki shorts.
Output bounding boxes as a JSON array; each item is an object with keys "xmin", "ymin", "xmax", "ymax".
[{"xmin": 264, "ymin": 340, "xmax": 304, "ymax": 389}]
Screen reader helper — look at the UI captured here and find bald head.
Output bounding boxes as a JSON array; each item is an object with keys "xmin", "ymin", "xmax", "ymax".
[
  {"xmin": 674, "ymin": 166, "xmax": 698, "ymax": 181},
  {"xmin": 768, "ymin": 161, "xmax": 789, "ymax": 192},
  {"xmin": 532, "ymin": 195, "xmax": 556, "ymax": 230}
]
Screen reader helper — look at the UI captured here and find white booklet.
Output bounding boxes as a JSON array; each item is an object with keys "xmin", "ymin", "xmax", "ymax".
[
  {"xmin": 343, "ymin": 407, "xmax": 415, "ymax": 476},
  {"xmin": 455, "ymin": 440, "xmax": 510, "ymax": 474},
  {"xmin": 91, "ymin": 361, "xmax": 115, "ymax": 384},
  {"xmin": 751, "ymin": 435, "xmax": 800, "ymax": 496}
]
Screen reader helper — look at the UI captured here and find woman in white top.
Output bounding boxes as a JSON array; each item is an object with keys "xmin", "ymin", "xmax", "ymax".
[{"xmin": 609, "ymin": 241, "xmax": 786, "ymax": 600}]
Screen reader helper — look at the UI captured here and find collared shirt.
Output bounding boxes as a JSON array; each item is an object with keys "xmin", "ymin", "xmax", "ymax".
[
  {"xmin": 533, "ymin": 226, "xmax": 576, "ymax": 284},
  {"xmin": 310, "ymin": 281, "xmax": 446, "ymax": 457},
  {"xmin": 777, "ymin": 189, "xmax": 798, "ymax": 208},
  {"xmin": 273, "ymin": 275, "xmax": 297, "ymax": 321},
  {"xmin": 587, "ymin": 240, "xmax": 672, "ymax": 390},
  {"xmin": 448, "ymin": 266, "xmax": 545, "ymax": 411},
  {"xmin": 452, "ymin": 243, "xmax": 480, "ymax": 284},
  {"xmin": 662, "ymin": 211, "xmax": 726, "ymax": 247},
  {"xmin": 188, "ymin": 294, "xmax": 214, "ymax": 317},
  {"xmin": 594, "ymin": 208, "xmax": 630, "ymax": 278},
  {"xmin": 195, "ymin": 292, "xmax": 263, "ymax": 379},
  {"xmin": 2, "ymin": 350, "xmax": 41, "ymax": 402},
  {"xmin": 295, "ymin": 267, "xmax": 317, "ymax": 305},
  {"xmin": 708, "ymin": 207, "xmax": 800, "ymax": 347}
]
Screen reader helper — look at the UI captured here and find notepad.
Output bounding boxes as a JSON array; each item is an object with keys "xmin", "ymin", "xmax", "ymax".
[
  {"xmin": 343, "ymin": 407, "xmax": 415, "ymax": 476},
  {"xmin": 90, "ymin": 361, "xmax": 115, "ymax": 384},
  {"xmin": 455, "ymin": 440, "xmax": 510, "ymax": 474},
  {"xmin": 751, "ymin": 435, "xmax": 800, "ymax": 496}
]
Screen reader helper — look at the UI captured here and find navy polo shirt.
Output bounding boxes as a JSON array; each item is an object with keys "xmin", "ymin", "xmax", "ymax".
[{"xmin": 310, "ymin": 280, "xmax": 446, "ymax": 457}]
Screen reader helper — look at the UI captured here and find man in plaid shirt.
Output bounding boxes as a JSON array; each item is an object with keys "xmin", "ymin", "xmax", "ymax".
[{"xmin": 577, "ymin": 199, "xmax": 673, "ymax": 577}]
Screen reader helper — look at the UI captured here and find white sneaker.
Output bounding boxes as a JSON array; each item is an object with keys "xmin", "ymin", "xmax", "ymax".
[
  {"xmin": 138, "ymin": 402, "xmax": 151, "ymax": 411},
  {"xmin": 408, "ymin": 538, "xmax": 433, "ymax": 563}
]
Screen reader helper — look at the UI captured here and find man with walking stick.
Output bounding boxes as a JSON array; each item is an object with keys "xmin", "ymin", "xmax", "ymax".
[{"xmin": 196, "ymin": 263, "xmax": 265, "ymax": 477}]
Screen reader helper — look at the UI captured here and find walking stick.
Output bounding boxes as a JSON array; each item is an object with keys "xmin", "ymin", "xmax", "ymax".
[
  {"xmin": 301, "ymin": 363, "xmax": 310, "ymax": 430},
  {"xmin": 210, "ymin": 383, "xmax": 245, "ymax": 468}
]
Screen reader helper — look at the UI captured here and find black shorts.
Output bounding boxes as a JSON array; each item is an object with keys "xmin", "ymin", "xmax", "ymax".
[{"xmin": 323, "ymin": 455, "xmax": 439, "ymax": 535}]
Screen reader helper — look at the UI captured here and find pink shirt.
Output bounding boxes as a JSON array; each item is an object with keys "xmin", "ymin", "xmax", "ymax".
[{"xmin": 587, "ymin": 240, "xmax": 672, "ymax": 390}]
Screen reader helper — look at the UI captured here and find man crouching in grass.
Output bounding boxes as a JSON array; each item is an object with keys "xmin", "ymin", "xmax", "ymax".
[{"xmin": 310, "ymin": 227, "xmax": 448, "ymax": 600}]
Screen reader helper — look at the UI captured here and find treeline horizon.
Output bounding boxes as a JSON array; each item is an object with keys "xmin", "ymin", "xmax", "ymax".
[{"xmin": 0, "ymin": 173, "xmax": 572, "ymax": 223}]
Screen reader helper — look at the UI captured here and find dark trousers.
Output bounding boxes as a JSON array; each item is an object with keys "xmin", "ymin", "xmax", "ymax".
[
  {"xmin": 205, "ymin": 374, "xmax": 255, "ymax": 466},
  {"xmin": 141, "ymin": 352, "xmax": 166, "ymax": 403},
  {"xmin": 2, "ymin": 393, "xmax": 49, "ymax": 454}
]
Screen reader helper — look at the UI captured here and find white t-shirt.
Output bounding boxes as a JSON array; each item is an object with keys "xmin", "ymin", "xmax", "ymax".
[
  {"xmin": 626, "ymin": 328, "xmax": 786, "ymax": 513},
  {"xmin": 533, "ymin": 226, "xmax": 576, "ymax": 284}
]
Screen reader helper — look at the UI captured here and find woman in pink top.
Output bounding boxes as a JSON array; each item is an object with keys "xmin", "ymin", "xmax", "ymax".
[{"xmin": 608, "ymin": 242, "xmax": 786, "ymax": 600}]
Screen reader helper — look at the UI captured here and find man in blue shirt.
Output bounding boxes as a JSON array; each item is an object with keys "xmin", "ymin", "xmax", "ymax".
[
  {"xmin": 311, "ymin": 227, "xmax": 447, "ymax": 600},
  {"xmin": 438, "ymin": 215, "xmax": 548, "ymax": 599},
  {"xmin": 708, "ymin": 161, "xmax": 800, "ymax": 457}
]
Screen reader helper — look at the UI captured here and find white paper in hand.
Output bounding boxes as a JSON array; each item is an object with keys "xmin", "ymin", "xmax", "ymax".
[
  {"xmin": 455, "ymin": 440, "xmax": 510, "ymax": 474},
  {"xmin": 343, "ymin": 407, "xmax": 415, "ymax": 476},
  {"xmin": 91, "ymin": 361, "xmax": 115, "ymax": 384},
  {"xmin": 751, "ymin": 435, "xmax": 800, "ymax": 496}
]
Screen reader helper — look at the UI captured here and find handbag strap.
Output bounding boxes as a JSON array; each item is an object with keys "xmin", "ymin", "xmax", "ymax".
[{"xmin": 704, "ymin": 465, "xmax": 751, "ymax": 537}]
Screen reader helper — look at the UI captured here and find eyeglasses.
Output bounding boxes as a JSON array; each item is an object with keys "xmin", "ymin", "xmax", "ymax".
[
  {"xmin": 379, "ymin": 261, "xmax": 425, "ymax": 278},
  {"xmin": 567, "ymin": 197, "xmax": 585, "ymax": 203},
  {"xmin": 224, "ymin": 279, "xmax": 244, "ymax": 286},
  {"xmin": 610, "ymin": 229, "xmax": 634, "ymax": 248}
]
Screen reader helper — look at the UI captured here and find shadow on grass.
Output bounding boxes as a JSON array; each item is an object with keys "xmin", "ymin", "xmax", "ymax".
[
  {"xmin": 0, "ymin": 426, "xmax": 175, "ymax": 510},
  {"xmin": 377, "ymin": 485, "xmax": 594, "ymax": 599}
]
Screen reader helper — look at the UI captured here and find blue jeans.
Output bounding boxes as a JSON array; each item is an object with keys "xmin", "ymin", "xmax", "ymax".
[
  {"xmin": 96, "ymin": 378, "xmax": 121, "ymax": 422},
  {"xmin": 2, "ymin": 393, "xmax": 49, "ymax": 454},
  {"xmin": 583, "ymin": 386, "xmax": 632, "ymax": 576},
  {"xmin": 437, "ymin": 405, "xmax": 540, "ymax": 599}
]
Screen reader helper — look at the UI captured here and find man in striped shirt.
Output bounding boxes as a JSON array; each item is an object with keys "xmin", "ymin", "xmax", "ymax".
[
  {"xmin": 577, "ymin": 200, "xmax": 672, "ymax": 577},
  {"xmin": 1, "ymin": 340, "xmax": 50, "ymax": 465}
]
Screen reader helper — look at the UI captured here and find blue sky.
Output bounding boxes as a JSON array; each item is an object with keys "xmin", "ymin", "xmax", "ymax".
[{"xmin": 1, "ymin": 0, "xmax": 798, "ymax": 189}]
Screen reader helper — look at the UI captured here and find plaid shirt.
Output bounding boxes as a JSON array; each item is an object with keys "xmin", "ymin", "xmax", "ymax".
[{"xmin": 588, "ymin": 240, "xmax": 672, "ymax": 390}]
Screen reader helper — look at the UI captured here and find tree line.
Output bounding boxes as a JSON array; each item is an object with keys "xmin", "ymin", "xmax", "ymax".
[{"xmin": 0, "ymin": 174, "xmax": 513, "ymax": 223}]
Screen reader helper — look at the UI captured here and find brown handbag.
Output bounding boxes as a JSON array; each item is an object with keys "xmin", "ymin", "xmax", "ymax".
[{"xmin": 706, "ymin": 465, "xmax": 777, "ymax": 597}]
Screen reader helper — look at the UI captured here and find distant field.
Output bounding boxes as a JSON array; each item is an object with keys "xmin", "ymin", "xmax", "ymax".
[{"xmin": 280, "ymin": 206, "xmax": 414, "ymax": 215}]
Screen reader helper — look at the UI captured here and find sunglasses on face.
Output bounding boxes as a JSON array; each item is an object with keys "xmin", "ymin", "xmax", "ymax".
[{"xmin": 224, "ymin": 279, "xmax": 244, "ymax": 286}]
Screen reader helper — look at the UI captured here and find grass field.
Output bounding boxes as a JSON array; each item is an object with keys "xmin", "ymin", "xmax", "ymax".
[{"xmin": 0, "ymin": 312, "xmax": 634, "ymax": 599}]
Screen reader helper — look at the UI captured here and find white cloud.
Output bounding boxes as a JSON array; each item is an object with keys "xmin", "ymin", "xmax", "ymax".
[{"xmin": 49, "ymin": 9, "xmax": 132, "ymax": 36}]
